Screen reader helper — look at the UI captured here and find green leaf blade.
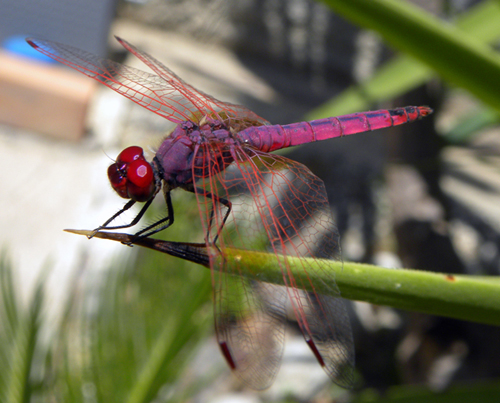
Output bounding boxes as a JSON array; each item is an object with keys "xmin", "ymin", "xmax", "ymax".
[{"xmin": 315, "ymin": 0, "xmax": 500, "ymax": 115}]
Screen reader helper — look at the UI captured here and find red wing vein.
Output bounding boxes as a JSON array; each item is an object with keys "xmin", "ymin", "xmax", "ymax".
[
  {"xmin": 232, "ymin": 147, "xmax": 355, "ymax": 388},
  {"xmin": 194, "ymin": 144, "xmax": 287, "ymax": 390}
]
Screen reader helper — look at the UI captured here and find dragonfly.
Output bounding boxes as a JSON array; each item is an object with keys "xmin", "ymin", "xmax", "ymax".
[{"xmin": 28, "ymin": 36, "xmax": 432, "ymax": 390}]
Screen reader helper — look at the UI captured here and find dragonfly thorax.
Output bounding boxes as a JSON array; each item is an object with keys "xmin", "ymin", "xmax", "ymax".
[{"xmin": 154, "ymin": 120, "xmax": 236, "ymax": 193}]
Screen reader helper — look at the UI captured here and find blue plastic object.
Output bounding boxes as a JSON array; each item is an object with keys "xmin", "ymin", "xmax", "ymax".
[{"xmin": 2, "ymin": 35, "xmax": 56, "ymax": 64}]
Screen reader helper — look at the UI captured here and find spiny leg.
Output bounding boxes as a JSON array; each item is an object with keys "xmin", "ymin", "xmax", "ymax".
[
  {"xmin": 91, "ymin": 199, "xmax": 151, "ymax": 237},
  {"xmin": 193, "ymin": 187, "xmax": 231, "ymax": 245},
  {"xmin": 134, "ymin": 192, "xmax": 174, "ymax": 238}
]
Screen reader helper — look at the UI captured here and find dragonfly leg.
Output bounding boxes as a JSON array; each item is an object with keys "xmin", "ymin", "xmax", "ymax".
[
  {"xmin": 91, "ymin": 199, "xmax": 149, "ymax": 237},
  {"xmin": 133, "ymin": 192, "xmax": 175, "ymax": 238},
  {"xmin": 193, "ymin": 187, "xmax": 231, "ymax": 245}
]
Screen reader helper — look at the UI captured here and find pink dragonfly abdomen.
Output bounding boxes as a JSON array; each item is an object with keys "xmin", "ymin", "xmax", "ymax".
[{"xmin": 239, "ymin": 106, "xmax": 432, "ymax": 153}]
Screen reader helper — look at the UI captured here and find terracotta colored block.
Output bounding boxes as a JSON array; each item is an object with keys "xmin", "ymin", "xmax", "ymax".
[{"xmin": 0, "ymin": 50, "xmax": 96, "ymax": 140}]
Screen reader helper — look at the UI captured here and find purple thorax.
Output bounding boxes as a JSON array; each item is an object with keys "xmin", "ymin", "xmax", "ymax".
[{"xmin": 154, "ymin": 119, "xmax": 236, "ymax": 191}]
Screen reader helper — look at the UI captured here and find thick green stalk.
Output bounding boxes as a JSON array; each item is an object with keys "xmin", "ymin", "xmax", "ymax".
[
  {"xmin": 68, "ymin": 230, "xmax": 500, "ymax": 328},
  {"xmin": 220, "ymin": 248, "xmax": 500, "ymax": 327}
]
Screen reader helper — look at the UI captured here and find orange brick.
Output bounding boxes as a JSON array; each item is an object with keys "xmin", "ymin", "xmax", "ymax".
[{"xmin": 0, "ymin": 50, "xmax": 96, "ymax": 140}]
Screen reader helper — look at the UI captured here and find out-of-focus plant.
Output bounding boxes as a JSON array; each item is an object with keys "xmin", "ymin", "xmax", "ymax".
[
  {"xmin": 0, "ymin": 195, "xmax": 213, "ymax": 403},
  {"xmin": 311, "ymin": 0, "xmax": 500, "ymax": 142}
]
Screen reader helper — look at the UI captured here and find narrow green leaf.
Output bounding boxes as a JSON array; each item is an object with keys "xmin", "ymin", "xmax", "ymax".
[
  {"xmin": 308, "ymin": 56, "xmax": 431, "ymax": 118},
  {"xmin": 314, "ymin": 0, "xmax": 500, "ymax": 114},
  {"xmin": 0, "ymin": 255, "xmax": 20, "ymax": 341},
  {"xmin": 444, "ymin": 105, "xmax": 499, "ymax": 142},
  {"xmin": 126, "ymin": 279, "xmax": 211, "ymax": 403},
  {"xmin": 3, "ymin": 266, "xmax": 46, "ymax": 403}
]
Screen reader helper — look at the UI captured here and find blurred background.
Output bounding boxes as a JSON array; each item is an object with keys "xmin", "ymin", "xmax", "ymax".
[{"xmin": 1, "ymin": 0, "xmax": 500, "ymax": 402}]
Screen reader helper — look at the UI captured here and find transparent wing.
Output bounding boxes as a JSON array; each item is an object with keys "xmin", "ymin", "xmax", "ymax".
[
  {"xmin": 116, "ymin": 37, "xmax": 269, "ymax": 132},
  {"xmin": 27, "ymin": 37, "xmax": 269, "ymax": 130},
  {"xmin": 190, "ymin": 141, "xmax": 285, "ymax": 389},
  {"xmin": 192, "ymin": 142, "xmax": 355, "ymax": 388}
]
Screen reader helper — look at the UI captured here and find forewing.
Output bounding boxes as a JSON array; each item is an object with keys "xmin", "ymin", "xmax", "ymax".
[
  {"xmin": 117, "ymin": 37, "xmax": 269, "ymax": 132},
  {"xmin": 27, "ymin": 37, "xmax": 269, "ymax": 128},
  {"xmin": 193, "ymin": 143, "xmax": 354, "ymax": 388}
]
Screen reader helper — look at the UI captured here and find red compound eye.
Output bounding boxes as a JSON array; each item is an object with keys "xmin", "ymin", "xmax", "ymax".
[
  {"xmin": 108, "ymin": 147, "xmax": 155, "ymax": 201},
  {"xmin": 117, "ymin": 146, "xmax": 145, "ymax": 164},
  {"xmin": 107, "ymin": 163, "xmax": 128, "ymax": 199},
  {"xmin": 125, "ymin": 159, "xmax": 155, "ymax": 202}
]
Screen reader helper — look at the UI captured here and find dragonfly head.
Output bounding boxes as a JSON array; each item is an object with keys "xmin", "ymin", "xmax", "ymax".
[{"xmin": 108, "ymin": 146, "xmax": 156, "ymax": 202}]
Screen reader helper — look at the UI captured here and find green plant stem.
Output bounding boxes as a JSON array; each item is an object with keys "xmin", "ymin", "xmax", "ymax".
[
  {"xmin": 220, "ymin": 248, "xmax": 500, "ymax": 327},
  {"xmin": 67, "ymin": 230, "xmax": 500, "ymax": 328}
]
